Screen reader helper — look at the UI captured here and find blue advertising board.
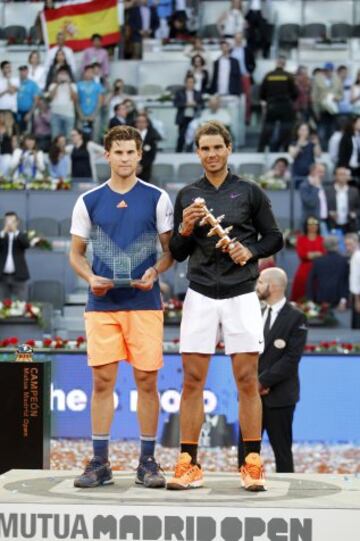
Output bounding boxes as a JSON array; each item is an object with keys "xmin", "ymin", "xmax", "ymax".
[{"xmin": 48, "ymin": 354, "xmax": 360, "ymax": 442}]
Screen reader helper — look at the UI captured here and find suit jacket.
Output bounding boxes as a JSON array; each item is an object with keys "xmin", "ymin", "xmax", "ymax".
[
  {"xmin": 108, "ymin": 116, "xmax": 127, "ymax": 129},
  {"xmin": 173, "ymin": 88, "xmax": 203, "ymax": 125},
  {"xmin": 127, "ymin": 6, "xmax": 160, "ymax": 42},
  {"xmin": 140, "ymin": 126, "xmax": 161, "ymax": 182},
  {"xmin": 0, "ymin": 232, "xmax": 30, "ymax": 281},
  {"xmin": 306, "ymin": 251, "xmax": 349, "ymax": 305},
  {"xmin": 210, "ymin": 57, "xmax": 242, "ymax": 96},
  {"xmin": 299, "ymin": 179, "xmax": 323, "ymax": 222},
  {"xmin": 337, "ymin": 133, "xmax": 354, "ymax": 168},
  {"xmin": 325, "ymin": 184, "xmax": 360, "ymax": 230},
  {"xmin": 259, "ymin": 302, "xmax": 308, "ymax": 408}
]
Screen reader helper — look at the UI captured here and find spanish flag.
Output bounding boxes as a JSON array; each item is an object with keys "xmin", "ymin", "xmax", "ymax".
[{"xmin": 42, "ymin": 0, "xmax": 120, "ymax": 52}]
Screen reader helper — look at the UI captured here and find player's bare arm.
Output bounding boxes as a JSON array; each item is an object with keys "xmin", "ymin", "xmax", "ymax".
[{"xmin": 132, "ymin": 231, "xmax": 174, "ymax": 291}]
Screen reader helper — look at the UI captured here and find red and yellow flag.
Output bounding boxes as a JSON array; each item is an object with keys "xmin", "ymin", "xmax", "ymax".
[{"xmin": 42, "ymin": 0, "xmax": 120, "ymax": 52}]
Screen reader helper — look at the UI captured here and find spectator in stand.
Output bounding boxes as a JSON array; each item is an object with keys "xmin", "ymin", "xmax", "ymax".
[
  {"xmin": 294, "ymin": 66, "xmax": 312, "ymax": 122},
  {"xmin": 107, "ymin": 79, "xmax": 129, "ymax": 120},
  {"xmin": 337, "ymin": 65, "xmax": 353, "ymax": 115},
  {"xmin": 210, "ymin": 41, "xmax": 242, "ymax": 96},
  {"xmin": 188, "ymin": 55, "xmax": 209, "ymax": 93},
  {"xmin": 311, "ymin": 63, "xmax": 343, "ymax": 150},
  {"xmin": 231, "ymin": 32, "xmax": 256, "ymax": 125},
  {"xmin": 0, "ymin": 61, "xmax": 18, "ymax": 116},
  {"xmin": 135, "ymin": 112, "xmax": 161, "ymax": 182},
  {"xmin": 0, "ymin": 112, "xmax": 17, "ymax": 178},
  {"xmin": 184, "ymin": 37, "xmax": 212, "ymax": 68},
  {"xmin": 291, "ymin": 217, "xmax": 325, "ymax": 302},
  {"xmin": 81, "ymin": 34, "xmax": 110, "ymax": 81},
  {"xmin": 44, "ymin": 31, "xmax": 76, "ymax": 80},
  {"xmin": 306, "ymin": 235, "xmax": 349, "ymax": 310},
  {"xmin": 76, "ymin": 65, "xmax": 104, "ymax": 140},
  {"xmin": 66, "ymin": 128, "xmax": 104, "ymax": 182},
  {"xmin": 48, "ymin": 67, "xmax": 77, "ymax": 140},
  {"xmin": 350, "ymin": 69, "xmax": 360, "ymax": 116},
  {"xmin": 344, "ymin": 233, "xmax": 360, "ymax": 329},
  {"xmin": 109, "ymin": 102, "xmax": 128, "ymax": 129},
  {"xmin": 17, "ymin": 66, "xmax": 40, "ymax": 133},
  {"xmin": 126, "ymin": 0, "xmax": 160, "ymax": 59},
  {"xmin": 289, "ymin": 123, "xmax": 322, "ymax": 189},
  {"xmin": 328, "ymin": 117, "xmax": 347, "ymax": 166},
  {"xmin": 45, "ymin": 49, "xmax": 75, "ymax": 90},
  {"xmin": 11, "ymin": 134, "xmax": 46, "ymax": 182},
  {"xmin": 337, "ymin": 117, "xmax": 360, "ymax": 186},
  {"xmin": 185, "ymin": 95, "xmax": 232, "ymax": 150},
  {"xmin": 0, "ymin": 211, "xmax": 30, "ymax": 301},
  {"xmin": 299, "ymin": 163, "xmax": 328, "ymax": 232},
  {"xmin": 258, "ymin": 57, "xmax": 298, "ymax": 152},
  {"xmin": 245, "ymin": 0, "xmax": 271, "ymax": 58},
  {"xmin": 27, "ymin": 51, "xmax": 46, "ymax": 91},
  {"xmin": 217, "ymin": 0, "xmax": 246, "ymax": 38},
  {"xmin": 263, "ymin": 157, "xmax": 291, "ymax": 185},
  {"xmin": 33, "ymin": 97, "xmax": 51, "ymax": 152},
  {"xmin": 325, "ymin": 167, "xmax": 360, "ymax": 234},
  {"xmin": 48, "ymin": 135, "xmax": 70, "ymax": 180},
  {"xmin": 122, "ymin": 98, "xmax": 138, "ymax": 126},
  {"xmin": 168, "ymin": 9, "xmax": 189, "ymax": 40},
  {"xmin": 174, "ymin": 74, "xmax": 203, "ymax": 152}
]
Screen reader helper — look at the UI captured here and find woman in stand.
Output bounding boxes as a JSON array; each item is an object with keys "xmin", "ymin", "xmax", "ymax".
[
  {"xmin": 188, "ymin": 55, "xmax": 209, "ymax": 93},
  {"xmin": 45, "ymin": 49, "xmax": 74, "ymax": 90},
  {"xmin": 289, "ymin": 122, "xmax": 322, "ymax": 188},
  {"xmin": 66, "ymin": 129, "xmax": 104, "ymax": 183},
  {"xmin": 11, "ymin": 134, "xmax": 46, "ymax": 182},
  {"xmin": 48, "ymin": 135, "xmax": 70, "ymax": 180},
  {"xmin": 0, "ymin": 111, "xmax": 17, "ymax": 177},
  {"xmin": 28, "ymin": 51, "xmax": 46, "ymax": 91},
  {"xmin": 291, "ymin": 217, "xmax": 326, "ymax": 302}
]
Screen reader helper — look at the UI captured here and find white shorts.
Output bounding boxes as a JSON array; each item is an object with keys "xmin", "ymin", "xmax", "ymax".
[{"xmin": 180, "ymin": 288, "xmax": 264, "ymax": 355}]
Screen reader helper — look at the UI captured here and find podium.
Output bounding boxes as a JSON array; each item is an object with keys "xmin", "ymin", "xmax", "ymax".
[{"xmin": 0, "ymin": 360, "xmax": 51, "ymax": 474}]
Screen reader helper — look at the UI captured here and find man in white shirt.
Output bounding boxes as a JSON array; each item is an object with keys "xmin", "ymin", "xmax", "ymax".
[
  {"xmin": 299, "ymin": 163, "xmax": 329, "ymax": 234},
  {"xmin": 325, "ymin": 167, "xmax": 360, "ymax": 233},
  {"xmin": 238, "ymin": 267, "xmax": 308, "ymax": 473},
  {"xmin": 345, "ymin": 233, "xmax": 360, "ymax": 329},
  {"xmin": 185, "ymin": 95, "xmax": 232, "ymax": 149},
  {"xmin": 231, "ymin": 32, "xmax": 256, "ymax": 123},
  {"xmin": 0, "ymin": 212, "xmax": 31, "ymax": 300},
  {"xmin": 210, "ymin": 41, "xmax": 242, "ymax": 96},
  {"xmin": 0, "ymin": 61, "xmax": 19, "ymax": 113},
  {"xmin": 44, "ymin": 32, "xmax": 76, "ymax": 78}
]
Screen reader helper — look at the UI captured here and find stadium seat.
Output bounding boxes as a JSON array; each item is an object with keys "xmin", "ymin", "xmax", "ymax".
[
  {"xmin": 177, "ymin": 163, "xmax": 203, "ymax": 183},
  {"xmin": 28, "ymin": 26, "xmax": 38, "ymax": 43},
  {"xmin": 28, "ymin": 217, "xmax": 59, "ymax": 237},
  {"xmin": 353, "ymin": 25, "xmax": 360, "ymax": 38},
  {"xmin": 278, "ymin": 24, "xmax": 301, "ymax": 49},
  {"xmin": 3, "ymin": 25, "xmax": 27, "ymax": 42},
  {"xmin": 151, "ymin": 163, "xmax": 175, "ymax": 187},
  {"xmin": 138, "ymin": 84, "xmax": 164, "ymax": 96},
  {"xmin": 123, "ymin": 84, "xmax": 138, "ymax": 95},
  {"xmin": 166, "ymin": 85, "xmax": 185, "ymax": 96},
  {"xmin": 331, "ymin": 23, "xmax": 352, "ymax": 40},
  {"xmin": 302, "ymin": 23, "xmax": 327, "ymax": 39},
  {"xmin": 29, "ymin": 280, "xmax": 65, "ymax": 311},
  {"xmin": 58, "ymin": 218, "xmax": 72, "ymax": 238},
  {"xmin": 199, "ymin": 24, "xmax": 221, "ymax": 39},
  {"xmin": 238, "ymin": 163, "xmax": 265, "ymax": 178}
]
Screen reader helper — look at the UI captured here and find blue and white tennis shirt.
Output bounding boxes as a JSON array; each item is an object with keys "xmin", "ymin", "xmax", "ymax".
[{"xmin": 70, "ymin": 179, "xmax": 174, "ymax": 311}]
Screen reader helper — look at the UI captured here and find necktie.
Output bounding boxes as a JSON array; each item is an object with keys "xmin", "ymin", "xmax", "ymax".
[{"xmin": 263, "ymin": 306, "xmax": 272, "ymax": 341}]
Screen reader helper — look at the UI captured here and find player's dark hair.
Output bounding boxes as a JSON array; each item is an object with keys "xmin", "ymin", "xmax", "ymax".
[
  {"xmin": 195, "ymin": 121, "xmax": 232, "ymax": 148},
  {"xmin": 104, "ymin": 125, "xmax": 143, "ymax": 152}
]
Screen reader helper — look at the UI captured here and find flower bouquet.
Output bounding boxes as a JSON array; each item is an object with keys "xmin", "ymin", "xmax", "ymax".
[
  {"xmin": 28, "ymin": 230, "xmax": 52, "ymax": 251},
  {"xmin": 295, "ymin": 300, "xmax": 338, "ymax": 327},
  {"xmin": 0, "ymin": 299, "xmax": 42, "ymax": 323}
]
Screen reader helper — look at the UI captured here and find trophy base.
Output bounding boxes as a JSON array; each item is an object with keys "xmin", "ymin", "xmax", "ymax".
[{"xmin": 113, "ymin": 279, "xmax": 133, "ymax": 288}]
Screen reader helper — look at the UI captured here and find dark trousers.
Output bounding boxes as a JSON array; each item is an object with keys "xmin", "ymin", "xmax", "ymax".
[
  {"xmin": 351, "ymin": 295, "xmax": 360, "ymax": 329},
  {"xmin": 176, "ymin": 116, "xmax": 193, "ymax": 152},
  {"xmin": 0, "ymin": 275, "xmax": 27, "ymax": 301},
  {"xmin": 318, "ymin": 112, "xmax": 336, "ymax": 150},
  {"xmin": 238, "ymin": 404, "xmax": 296, "ymax": 473},
  {"xmin": 258, "ymin": 119, "xmax": 293, "ymax": 152}
]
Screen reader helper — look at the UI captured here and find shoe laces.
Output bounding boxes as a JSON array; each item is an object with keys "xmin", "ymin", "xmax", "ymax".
[
  {"xmin": 175, "ymin": 461, "xmax": 194, "ymax": 478},
  {"xmin": 142, "ymin": 456, "xmax": 162, "ymax": 474},
  {"xmin": 243, "ymin": 462, "xmax": 263, "ymax": 479},
  {"xmin": 84, "ymin": 457, "xmax": 104, "ymax": 473}
]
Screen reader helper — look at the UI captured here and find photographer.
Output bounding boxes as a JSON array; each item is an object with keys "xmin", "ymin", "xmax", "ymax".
[
  {"xmin": 48, "ymin": 67, "xmax": 77, "ymax": 140},
  {"xmin": 0, "ymin": 212, "xmax": 30, "ymax": 301},
  {"xmin": 11, "ymin": 134, "xmax": 45, "ymax": 182}
]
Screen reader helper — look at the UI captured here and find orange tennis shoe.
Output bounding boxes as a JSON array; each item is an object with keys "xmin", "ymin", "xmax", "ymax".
[
  {"xmin": 166, "ymin": 452, "xmax": 204, "ymax": 490},
  {"xmin": 240, "ymin": 452, "xmax": 267, "ymax": 491}
]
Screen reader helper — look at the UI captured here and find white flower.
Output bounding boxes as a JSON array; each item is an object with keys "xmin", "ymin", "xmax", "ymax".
[{"xmin": 31, "ymin": 306, "xmax": 40, "ymax": 316}]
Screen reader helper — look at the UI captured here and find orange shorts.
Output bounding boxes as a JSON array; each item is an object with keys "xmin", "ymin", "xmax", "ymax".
[{"xmin": 84, "ymin": 310, "xmax": 164, "ymax": 371}]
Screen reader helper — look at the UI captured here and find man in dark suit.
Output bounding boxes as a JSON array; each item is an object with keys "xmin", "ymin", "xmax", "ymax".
[
  {"xmin": 238, "ymin": 268, "xmax": 308, "ymax": 473},
  {"xmin": 108, "ymin": 102, "xmax": 128, "ymax": 129},
  {"xmin": 210, "ymin": 40, "xmax": 242, "ymax": 96},
  {"xmin": 126, "ymin": 0, "xmax": 160, "ymax": 59},
  {"xmin": 0, "ymin": 212, "xmax": 30, "ymax": 300},
  {"xmin": 307, "ymin": 235, "xmax": 349, "ymax": 309},
  {"xmin": 325, "ymin": 166, "xmax": 360, "ymax": 233},
  {"xmin": 174, "ymin": 74, "xmax": 203, "ymax": 152},
  {"xmin": 135, "ymin": 112, "xmax": 161, "ymax": 182}
]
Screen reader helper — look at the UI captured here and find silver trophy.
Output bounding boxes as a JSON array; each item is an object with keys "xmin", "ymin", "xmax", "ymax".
[{"xmin": 90, "ymin": 226, "xmax": 158, "ymax": 287}]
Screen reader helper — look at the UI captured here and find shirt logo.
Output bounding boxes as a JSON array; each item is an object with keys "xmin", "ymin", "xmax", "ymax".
[
  {"xmin": 230, "ymin": 193, "xmax": 241, "ymax": 199},
  {"xmin": 117, "ymin": 200, "xmax": 128, "ymax": 208}
]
